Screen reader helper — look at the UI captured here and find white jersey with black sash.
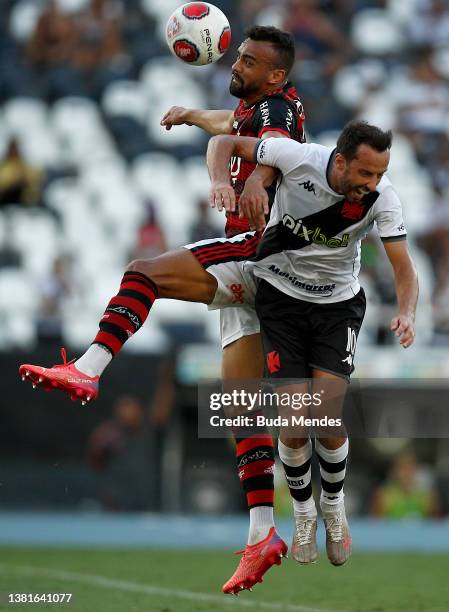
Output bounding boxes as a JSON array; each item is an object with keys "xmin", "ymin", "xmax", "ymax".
[{"xmin": 244, "ymin": 138, "xmax": 407, "ymax": 303}]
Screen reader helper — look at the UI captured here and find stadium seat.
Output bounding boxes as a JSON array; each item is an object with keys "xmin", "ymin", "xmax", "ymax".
[
  {"xmin": 432, "ymin": 47, "xmax": 449, "ymax": 80},
  {"xmin": 3, "ymin": 97, "xmax": 47, "ymax": 134},
  {"xmin": 182, "ymin": 156, "xmax": 224, "ymax": 231},
  {"xmin": 131, "ymin": 152, "xmax": 197, "ymax": 246},
  {"xmin": 255, "ymin": 6, "xmax": 285, "ymax": 29},
  {"xmin": 0, "ymin": 268, "xmax": 39, "ymax": 312},
  {"xmin": 333, "ymin": 67, "xmax": 367, "ymax": 109},
  {"xmin": 409, "ymin": 245, "xmax": 434, "ymax": 345},
  {"xmin": 55, "ymin": 0, "xmax": 89, "ymax": 14},
  {"xmin": 315, "ymin": 130, "xmax": 340, "ymax": 148},
  {"xmin": 51, "ymin": 97, "xmax": 117, "ymax": 166},
  {"xmin": 387, "ymin": 0, "xmax": 416, "ymax": 25},
  {"xmin": 357, "ymin": 91, "xmax": 396, "ymax": 131},
  {"xmin": 140, "ymin": 0, "xmax": 179, "ymax": 21},
  {"xmin": 9, "ymin": 0, "xmax": 43, "ymax": 42},
  {"xmin": 0, "ymin": 309, "xmax": 36, "ymax": 349},
  {"xmin": 7, "ymin": 208, "xmax": 59, "ymax": 277},
  {"xmin": 351, "ymin": 9, "xmax": 406, "ymax": 55},
  {"xmin": 44, "ymin": 177, "xmax": 81, "ymax": 218},
  {"xmin": 102, "ymin": 80, "xmax": 148, "ymax": 123}
]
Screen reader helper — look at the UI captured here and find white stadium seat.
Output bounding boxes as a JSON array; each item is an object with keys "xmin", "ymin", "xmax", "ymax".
[
  {"xmin": 51, "ymin": 97, "xmax": 116, "ymax": 166},
  {"xmin": 7, "ymin": 209, "xmax": 60, "ymax": 277},
  {"xmin": 140, "ymin": 0, "xmax": 179, "ymax": 21},
  {"xmin": 0, "ymin": 269, "xmax": 39, "ymax": 312},
  {"xmin": 3, "ymin": 98, "xmax": 47, "ymax": 133},
  {"xmin": 433, "ymin": 47, "xmax": 449, "ymax": 81},
  {"xmin": 387, "ymin": 0, "xmax": 417, "ymax": 25},
  {"xmin": 9, "ymin": 0, "xmax": 43, "ymax": 42},
  {"xmin": 351, "ymin": 9, "xmax": 406, "ymax": 55},
  {"xmin": 333, "ymin": 67, "xmax": 367, "ymax": 109},
  {"xmin": 102, "ymin": 80, "xmax": 148, "ymax": 122},
  {"xmin": 132, "ymin": 152, "xmax": 196, "ymax": 246},
  {"xmin": 56, "ymin": 0, "xmax": 89, "ymax": 14}
]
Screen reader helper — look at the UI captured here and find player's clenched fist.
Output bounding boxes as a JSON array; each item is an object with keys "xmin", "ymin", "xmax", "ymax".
[
  {"xmin": 160, "ymin": 106, "xmax": 192, "ymax": 130},
  {"xmin": 209, "ymin": 182, "xmax": 236, "ymax": 212},
  {"xmin": 390, "ymin": 314, "xmax": 416, "ymax": 348}
]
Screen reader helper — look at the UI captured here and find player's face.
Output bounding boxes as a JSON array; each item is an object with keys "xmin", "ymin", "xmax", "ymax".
[
  {"xmin": 230, "ymin": 39, "xmax": 282, "ymax": 100},
  {"xmin": 336, "ymin": 145, "xmax": 390, "ymax": 202}
]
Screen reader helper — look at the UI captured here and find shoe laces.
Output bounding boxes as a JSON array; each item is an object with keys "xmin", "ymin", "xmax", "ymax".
[
  {"xmin": 59, "ymin": 347, "xmax": 76, "ymax": 366},
  {"xmin": 325, "ymin": 512, "xmax": 344, "ymax": 543},
  {"xmin": 234, "ymin": 545, "xmax": 258, "ymax": 560},
  {"xmin": 294, "ymin": 517, "xmax": 316, "ymax": 546}
]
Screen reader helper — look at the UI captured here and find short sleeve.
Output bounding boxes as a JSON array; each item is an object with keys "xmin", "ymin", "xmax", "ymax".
[
  {"xmin": 374, "ymin": 186, "xmax": 407, "ymax": 242},
  {"xmin": 253, "ymin": 97, "xmax": 296, "ymax": 138},
  {"xmin": 255, "ymin": 137, "xmax": 307, "ymax": 175}
]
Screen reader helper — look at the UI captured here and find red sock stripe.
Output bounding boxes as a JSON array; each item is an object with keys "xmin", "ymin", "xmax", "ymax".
[
  {"xmin": 239, "ymin": 460, "xmax": 274, "ymax": 481},
  {"xmin": 102, "ymin": 312, "xmax": 136, "ymax": 335},
  {"xmin": 120, "ymin": 281, "xmax": 157, "ymax": 301},
  {"xmin": 247, "ymin": 490, "xmax": 274, "ymax": 507},
  {"xmin": 123, "ymin": 272, "xmax": 158, "ymax": 295},
  {"xmin": 236, "ymin": 434, "xmax": 274, "ymax": 456},
  {"xmin": 109, "ymin": 295, "xmax": 149, "ymax": 322},
  {"xmin": 195, "ymin": 238, "xmax": 259, "ymax": 263},
  {"xmin": 94, "ymin": 331, "xmax": 123, "ymax": 355}
]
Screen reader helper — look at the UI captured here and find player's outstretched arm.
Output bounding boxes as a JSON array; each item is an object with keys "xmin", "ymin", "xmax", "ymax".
[
  {"xmin": 207, "ymin": 135, "xmax": 261, "ymax": 212},
  {"xmin": 160, "ymin": 107, "xmax": 234, "ymax": 135},
  {"xmin": 384, "ymin": 240, "xmax": 418, "ymax": 348}
]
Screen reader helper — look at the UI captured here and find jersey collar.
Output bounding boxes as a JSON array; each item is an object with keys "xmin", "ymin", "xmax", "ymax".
[
  {"xmin": 326, "ymin": 148, "xmax": 341, "ymax": 195},
  {"xmin": 242, "ymin": 81, "xmax": 292, "ymax": 109}
]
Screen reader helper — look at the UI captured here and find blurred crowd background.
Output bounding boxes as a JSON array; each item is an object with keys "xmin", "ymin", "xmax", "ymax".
[{"xmin": 1, "ymin": 0, "xmax": 449, "ymax": 521}]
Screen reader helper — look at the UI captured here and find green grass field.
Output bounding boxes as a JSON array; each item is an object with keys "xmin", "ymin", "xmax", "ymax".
[{"xmin": 1, "ymin": 547, "xmax": 448, "ymax": 612}]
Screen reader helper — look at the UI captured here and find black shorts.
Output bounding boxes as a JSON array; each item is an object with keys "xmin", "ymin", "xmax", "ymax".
[{"xmin": 255, "ymin": 280, "xmax": 366, "ymax": 380}]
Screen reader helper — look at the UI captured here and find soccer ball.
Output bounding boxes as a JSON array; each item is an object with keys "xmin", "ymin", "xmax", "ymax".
[{"xmin": 165, "ymin": 2, "xmax": 231, "ymax": 66}]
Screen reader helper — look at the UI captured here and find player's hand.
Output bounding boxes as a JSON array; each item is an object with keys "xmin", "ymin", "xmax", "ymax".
[
  {"xmin": 160, "ymin": 106, "xmax": 192, "ymax": 130},
  {"xmin": 209, "ymin": 181, "xmax": 235, "ymax": 212},
  {"xmin": 390, "ymin": 314, "xmax": 415, "ymax": 348},
  {"xmin": 239, "ymin": 177, "xmax": 269, "ymax": 231}
]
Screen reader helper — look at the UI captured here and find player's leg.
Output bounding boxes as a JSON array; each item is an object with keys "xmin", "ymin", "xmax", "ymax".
[
  {"xmin": 78, "ymin": 249, "xmax": 217, "ymax": 372},
  {"xmin": 311, "ymin": 369, "xmax": 351, "ymax": 567},
  {"xmin": 220, "ymin": 310, "xmax": 289, "ymax": 594},
  {"xmin": 222, "ymin": 321, "xmax": 277, "ymax": 543},
  {"xmin": 309, "ymin": 288, "xmax": 366, "ymax": 566},
  {"xmin": 78, "ymin": 231, "xmax": 260, "ymax": 379},
  {"xmin": 19, "ymin": 248, "xmax": 218, "ymax": 401},
  {"xmin": 254, "ymin": 279, "xmax": 319, "ymax": 564}
]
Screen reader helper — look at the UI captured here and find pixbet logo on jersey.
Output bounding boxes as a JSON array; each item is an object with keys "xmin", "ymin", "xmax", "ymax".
[{"xmin": 282, "ymin": 214, "xmax": 350, "ymax": 248}]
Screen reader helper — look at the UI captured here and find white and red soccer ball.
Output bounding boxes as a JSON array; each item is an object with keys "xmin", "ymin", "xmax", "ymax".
[{"xmin": 165, "ymin": 2, "xmax": 231, "ymax": 66}]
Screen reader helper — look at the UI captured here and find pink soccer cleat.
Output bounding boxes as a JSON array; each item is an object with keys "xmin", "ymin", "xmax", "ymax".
[
  {"xmin": 222, "ymin": 527, "xmax": 288, "ymax": 595},
  {"xmin": 19, "ymin": 348, "xmax": 99, "ymax": 405}
]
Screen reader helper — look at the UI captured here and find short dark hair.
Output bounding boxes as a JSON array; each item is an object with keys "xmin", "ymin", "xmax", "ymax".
[
  {"xmin": 246, "ymin": 26, "xmax": 295, "ymax": 75},
  {"xmin": 336, "ymin": 120, "xmax": 393, "ymax": 161}
]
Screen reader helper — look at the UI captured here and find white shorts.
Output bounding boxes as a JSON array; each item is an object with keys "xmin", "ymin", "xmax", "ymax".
[{"xmin": 185, "ymin": 232, "xmax": 260, "ymax": 348}]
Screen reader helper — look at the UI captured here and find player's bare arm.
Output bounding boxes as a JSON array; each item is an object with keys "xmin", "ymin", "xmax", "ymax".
[
  {"xmin": 238, "ymin": 131, "xmax": 284, "ymax": 231},
  {"xmin": 384, "ymin": 239, "xmax": 419, "ymax": 348},
  {"xmin": 160, "ymin": 106, "xmax": 234, "ymax": 135},
  {"xmin": 207, "ymin": 135, "xmax": 262, "ymax": 212}
]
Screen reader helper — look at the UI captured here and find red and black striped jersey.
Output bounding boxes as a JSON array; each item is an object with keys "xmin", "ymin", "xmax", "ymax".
[{"xmin": 225, "ymin": 82, "xmax": 306, "ymax": 238}]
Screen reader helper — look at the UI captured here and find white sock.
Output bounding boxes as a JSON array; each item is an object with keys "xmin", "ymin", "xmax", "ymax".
[
  {"xmin": 278, "ymin": 438, "xmax": 317, "ymax": 516},
  {"xmin": 315, "ymin": 438, "xmax": 349, "ymax": 513},
  {"xmin": 75, "ymin": 344, "xmax": 112, "ymax": 378},
  {"xmin": 293, "ymin": 496, "xmax": 317, "ymax": 517},
  {"xmin": 248, "ymin": 506, "xmax": 275, "ymax": 545}
]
